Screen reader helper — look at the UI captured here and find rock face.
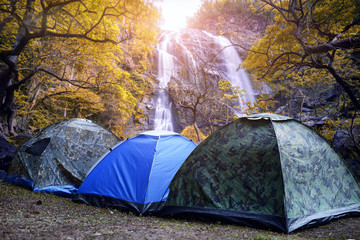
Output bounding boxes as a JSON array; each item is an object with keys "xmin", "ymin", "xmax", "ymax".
[
  {"xmin": 333, "ymin": 126, "xmax": 360, "ymax": 183},
  {"xmin": 189, "ymin": 14, "xmax": 269, "ymax": 60},
  {"xmin": 154, "ymin": 29, "xmax": 257, "ymax": 132},
  {"xmin": 273, "ymin": 85, "xmax": 341, "ymax": 126},
  {"xmin": 146, "ymin": 8, "xmax": 270, "ymax": 134}
]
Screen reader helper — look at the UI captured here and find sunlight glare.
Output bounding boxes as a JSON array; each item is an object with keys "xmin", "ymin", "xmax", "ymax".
[{"xmin": 159, "ymin": 0, "xmax": 202, "ymax": 31}]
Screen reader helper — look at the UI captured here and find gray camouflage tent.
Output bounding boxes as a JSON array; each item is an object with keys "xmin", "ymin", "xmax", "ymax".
[
  {"xmin": 159, "ymin": 113, "xmax": 360, "ymax": 233},
  {"xmin": 5, "ymin": 118, "xmax": 119, "ymax": 196}
]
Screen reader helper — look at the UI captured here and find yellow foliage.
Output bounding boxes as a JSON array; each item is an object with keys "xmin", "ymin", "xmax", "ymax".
[
  {"xmin": 181, "ymin": 125, "xmax": 208, "ymax": 143},
  {"xmin": 319, "ymin": 117, "xmax": 360, "ymax": 142},
  {"xmin": 3, "ymin": 0, "xmax": 160, "ymax": 134},
  {"xmin": 242, "ymin": 0, "xmax": 360, "ymax": 115},
  {"xmin": 244, "ymin": 0, "xmax": 359, "ymax": 78}
]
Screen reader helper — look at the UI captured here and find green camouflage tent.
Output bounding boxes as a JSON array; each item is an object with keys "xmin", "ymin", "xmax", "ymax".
[
  {"xmin": 5, "ymin": 118, "xmax": 119, "ymax": 197},
  {"xmin": 159, "ymin": 113, "xmax": 360, "ymax": 233}
]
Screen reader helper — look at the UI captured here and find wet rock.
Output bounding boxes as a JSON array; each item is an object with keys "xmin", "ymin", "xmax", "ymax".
[
  {"xmin": 302, "ymin": 116, "xmax": 330, "ymax": 128},
  {"xmin": 333, "ymin": 126, "xmax": 360, "ymax": 183},
  {"xmin": 161, "ymin": 29, "xmax": 252, "ymax": 131}
]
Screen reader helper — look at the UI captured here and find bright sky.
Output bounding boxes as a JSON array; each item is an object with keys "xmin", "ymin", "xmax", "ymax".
[{"xmin": 158, "ymin": 0, "xmax": 202, "ymax": 31}]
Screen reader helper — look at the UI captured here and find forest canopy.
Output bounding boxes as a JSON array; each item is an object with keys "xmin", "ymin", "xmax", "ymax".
[
  {"xmin": 242, "ymin": 0, "xmax": 360, "ymax": 138},
  {"xmin": 244, "ymin": 0, "xmax": 360, "ymax": 108},
  {"xmin": 0, "ymin": 0, "xmax": 160, "ymax": 138}
]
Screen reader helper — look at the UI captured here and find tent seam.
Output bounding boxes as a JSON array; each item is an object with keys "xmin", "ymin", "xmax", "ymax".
[
  {"xmin": 270, "ymin": 118, "xmax": 289, "ymax": 228},
  {"xmin": 142, "ymin": 135, "xmax": 160, "ymax": 210}
]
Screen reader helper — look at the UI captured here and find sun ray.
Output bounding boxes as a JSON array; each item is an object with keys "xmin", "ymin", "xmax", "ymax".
[{"xmin": 158, "ymin": 0, "xmax": 202, "ymax": 31}]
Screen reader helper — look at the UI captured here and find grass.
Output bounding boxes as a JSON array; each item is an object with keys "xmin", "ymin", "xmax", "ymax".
[{"xmin": 1, "ymin": 181, "xmax": 359, "ymax": 240}]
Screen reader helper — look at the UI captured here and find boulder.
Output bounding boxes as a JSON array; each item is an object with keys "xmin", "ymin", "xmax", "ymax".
[{"xmin": 333, "ymin": 126, "xmax": 360, "ymax": 183}]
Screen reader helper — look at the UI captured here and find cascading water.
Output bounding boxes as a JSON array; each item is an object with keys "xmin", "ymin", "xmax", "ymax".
[
  {"xmin": 202, "ymin": 31, "xmax": 256, "ymax": 116},
  {"xmin": 153, "ymin": 32, "xmax": 175, "ymax": 131},
  {"xmin": 154, "ymin": 30, "xmax": 256, "ymax": 130}
]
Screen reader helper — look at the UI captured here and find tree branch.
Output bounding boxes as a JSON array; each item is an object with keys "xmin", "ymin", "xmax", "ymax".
[
  {"xmin": 324, "ymin": 66, "xmax": 360, "ymax": 110},
  {"xmin": 0, "ymin": 0, "xmax": 18, "ymax": 32},
  {"xmin": 303, "ymin": 37, "xmax": 360, "ymax": 54},
  {"xmin": 37, "ymin": 68, "xmax": 97, "ymax": 89},
  {"xmin": 261, "ymin": 0, "xmax": 298, "ymax": 24}
]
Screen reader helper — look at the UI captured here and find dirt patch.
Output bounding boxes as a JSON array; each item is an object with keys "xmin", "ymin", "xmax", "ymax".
[{"xmin": 1, "ymin": 182, "xmax": 359, "ymax": 240}]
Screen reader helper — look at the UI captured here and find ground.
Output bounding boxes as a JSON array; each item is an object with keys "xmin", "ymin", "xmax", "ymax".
[{"xmin": 1, "ymin": 182, "xmax": 359, "ymax": 240}]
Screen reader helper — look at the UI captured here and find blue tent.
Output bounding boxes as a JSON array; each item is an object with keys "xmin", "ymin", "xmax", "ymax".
[{"xmin": 74, "ymin": 130, "xmax": 197, "ymax": 215}]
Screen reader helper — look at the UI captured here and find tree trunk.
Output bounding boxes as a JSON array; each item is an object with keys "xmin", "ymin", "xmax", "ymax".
[
  {"xmin": 192, "ymin": 107, "xmax": 202, "ymax": 142},
  {"xmin": 0, "ymin": 0, "xmax": 35, "ymax": 137},
  {"xmin": 326, "ymin": 66, "xmax": 360, "ymax": 110},
  {"xmin": 194, "ymin": 122, "xmax": 201, "ymax": 143},
  {"xmin": 0, "ymin": 68, "xmax": 17, "ymax": 136}
]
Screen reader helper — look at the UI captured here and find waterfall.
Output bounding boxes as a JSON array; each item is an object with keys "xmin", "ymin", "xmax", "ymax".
[
  {"xmin": 154, "ymin": 30, "xmax": 256, "ymax": 131},
  {"xmin": 202, "ymin": 31, "xmax": 256, "ymax": 116},
  {"xmin": 154, "ymin": 32, "xmax": 175, "ymax": 131}
]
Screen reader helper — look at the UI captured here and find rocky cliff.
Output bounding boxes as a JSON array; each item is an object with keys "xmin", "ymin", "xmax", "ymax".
[{"xmin": 151, "ymin": 29, "xmax": 259, "ymax": 133}]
